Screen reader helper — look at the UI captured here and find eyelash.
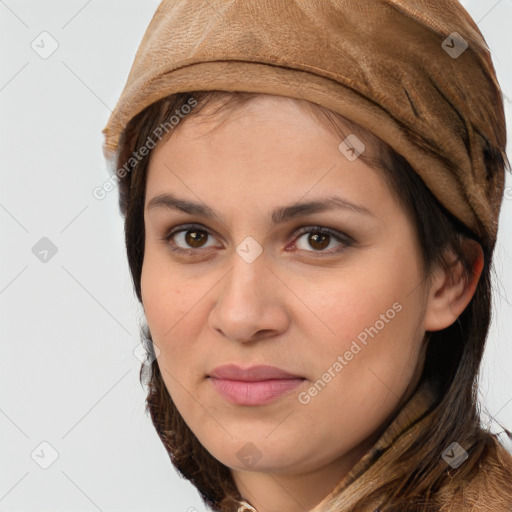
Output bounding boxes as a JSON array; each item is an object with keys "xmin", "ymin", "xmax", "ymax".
[{"xmin": 162, "ymin": 223, "xmax": 354, "ymax": 257}]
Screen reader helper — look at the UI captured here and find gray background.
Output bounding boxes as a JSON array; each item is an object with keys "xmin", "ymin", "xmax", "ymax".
[{"xmin": 1, "ymin": 1, "xmax": 511, "ymax": 511}]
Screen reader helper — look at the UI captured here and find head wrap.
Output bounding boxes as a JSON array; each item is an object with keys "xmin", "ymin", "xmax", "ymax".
[{"xmin": 102, "ymin": 0, "xmax": 509, "ymax": 251}]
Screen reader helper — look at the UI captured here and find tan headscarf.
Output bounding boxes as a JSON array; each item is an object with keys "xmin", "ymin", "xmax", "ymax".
[{"xmin": 102, "ymin": 0, "xmax": 509, "ymax": 251}]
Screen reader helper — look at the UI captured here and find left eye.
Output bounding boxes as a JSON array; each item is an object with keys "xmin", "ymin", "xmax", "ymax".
[
  {"xmin": 163, "ymin": 224, "xmax": 352, "ymax": 254},
  {"xmin": 292, "ymin": 226, "xmax": 352, "ymax": 254}
]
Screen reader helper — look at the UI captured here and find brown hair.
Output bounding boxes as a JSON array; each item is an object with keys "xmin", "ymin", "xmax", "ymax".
[{"xmin": 113, "ymin": 90, "xmax": 512, "ymax": 511}]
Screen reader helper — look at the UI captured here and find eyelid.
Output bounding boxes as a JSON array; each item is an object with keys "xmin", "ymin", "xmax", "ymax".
[{"xmin": 162, "ymin": 223, "xmax": 354, "ymax": 255}]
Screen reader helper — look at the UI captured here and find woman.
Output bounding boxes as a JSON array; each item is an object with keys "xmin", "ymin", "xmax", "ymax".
[{"xmin": 102, "ymin": 1, "xmax": 512, "ymax": 511}]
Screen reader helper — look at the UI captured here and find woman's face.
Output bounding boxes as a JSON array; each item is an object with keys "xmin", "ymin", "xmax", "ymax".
[{"xmin": 141, "ymin": 95, "xmax": 431, "ymax": 488}]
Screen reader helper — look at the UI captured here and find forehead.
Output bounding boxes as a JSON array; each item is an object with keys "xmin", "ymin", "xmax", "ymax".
[
  {"xmin": 144, "ymin": 95, "xmax": 395, "ymax": 223},
  {"xmin": 170, "ymin": 93, "xmax": 382, "ymax": 160}
]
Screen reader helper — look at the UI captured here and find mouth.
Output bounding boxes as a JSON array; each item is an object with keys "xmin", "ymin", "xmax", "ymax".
[{"xmin": 207, "ymin": 364, "xmax": 305, "ymax": 405}]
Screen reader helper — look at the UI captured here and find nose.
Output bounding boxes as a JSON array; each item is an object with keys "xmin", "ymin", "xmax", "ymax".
[{"xmin": 208, "ymin": 251, "xmax": 290, "ymax": 344}]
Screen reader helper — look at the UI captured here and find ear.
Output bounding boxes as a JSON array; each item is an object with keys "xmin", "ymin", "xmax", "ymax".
[{"xmin": 423, "ymin": 239, "xmax": 484, "ymax": 332}]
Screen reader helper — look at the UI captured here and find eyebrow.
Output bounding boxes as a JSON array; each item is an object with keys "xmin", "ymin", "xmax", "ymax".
[{"xmin": 146, "ymin": 192, "xmax": 375, "ymax": 225}]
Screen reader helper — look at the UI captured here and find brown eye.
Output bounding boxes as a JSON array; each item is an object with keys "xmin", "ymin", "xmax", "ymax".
[
  {"xmin": 294, "ymin": 226, "xmax": 352, "ymax": 254},
  {"xmin": 307, "ymin": 232, "xmax": 330, "ymax": 251},
  {"xmin": 164, "ymin": 224, "xmax": 217, "ymax": 252},
  {"xmin": 184, "ymin": 229, "xmax": 208, "ymax": 248}
]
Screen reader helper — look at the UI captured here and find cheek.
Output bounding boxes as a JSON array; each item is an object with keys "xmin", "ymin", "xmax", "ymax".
[
  {"xmin": 140, "ymin": 250, "xmax": 197, "ymax": 340},
  {"xmin": 140, "ymin": 253, "xmax": 214, "ymax": 397},
  {"xmin": 141, "ymin": 264, "xmax": 203, "ymax": 408},
  {"xmin": 291, "ymin": 281, "xmax": 424, "ymax": 456},
  {"xmin": 291, "ymin": 252, "xmax": 420, "ymax": 347},
  {"xmin": 292, "ymin": 251, "xmax": 425, "ymax": 401}
]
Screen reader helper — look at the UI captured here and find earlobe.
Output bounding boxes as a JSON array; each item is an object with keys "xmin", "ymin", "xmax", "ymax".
[{"xmin": 423, "ymin": 240, "xmax": 484, "ymax": 332}]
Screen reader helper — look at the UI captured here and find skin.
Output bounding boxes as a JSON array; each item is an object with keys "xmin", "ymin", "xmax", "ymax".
[{"xmin": 140, "ymin": 95, "xmax": 482, "ymax": 512}]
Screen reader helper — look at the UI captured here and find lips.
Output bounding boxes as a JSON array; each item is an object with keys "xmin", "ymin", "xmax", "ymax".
[
  {"xmin": 208, "ymin": 364, "xmax": 303, "ymax": 381},
  {"xmin": 207, "ymin": 364, "xmax": 305, "ymax": 405}
]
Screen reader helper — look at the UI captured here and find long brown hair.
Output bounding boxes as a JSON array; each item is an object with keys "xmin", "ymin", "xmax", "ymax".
[{"xmin": 113, "ymin": 90, "xmax": 512, "ymax": 511}]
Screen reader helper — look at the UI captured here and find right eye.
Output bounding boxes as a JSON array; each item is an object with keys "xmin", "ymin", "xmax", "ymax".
[{"xmin": 163, "ymin": 223, "xmax": 219, "ymax": 254}]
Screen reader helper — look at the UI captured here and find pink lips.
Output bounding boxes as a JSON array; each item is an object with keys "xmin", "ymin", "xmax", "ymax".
[{"xmin": 208, "ymin": 364, "xmax": 305, "ymax": 405}]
